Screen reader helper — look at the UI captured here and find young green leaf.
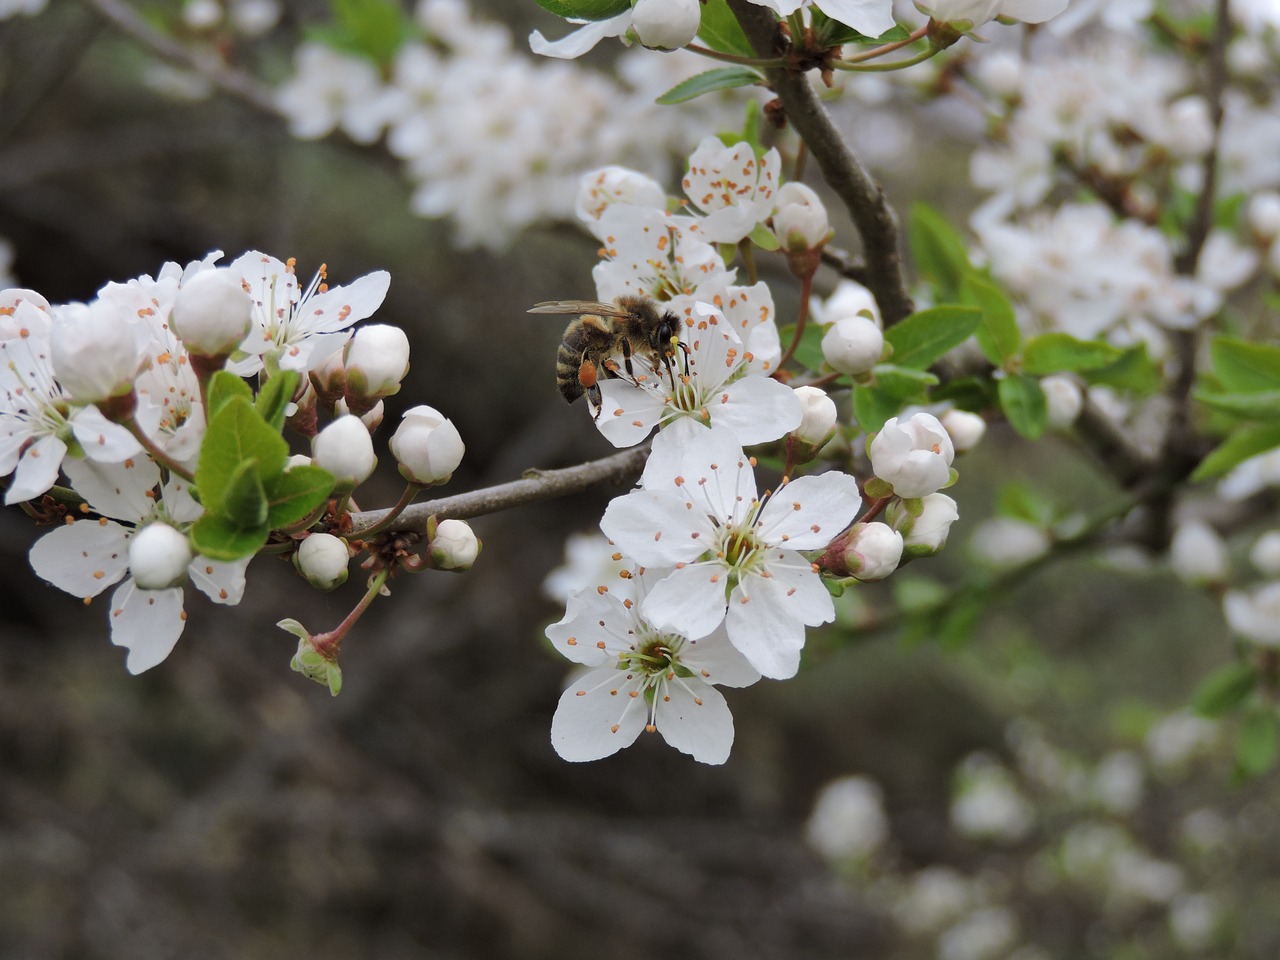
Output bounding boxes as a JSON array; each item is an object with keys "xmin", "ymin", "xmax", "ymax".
[
  {"xmin": 696, "ymin": 0, "xmax": 756, "ymax": 57},
  {"xmin": 1191, "ymin": 661, "xmax": 1257, "ymax": 717},
  {"xmin": 909, "ymin": 203, "xmax": 971, "ymax": 298},
  {"xmin": 656, "ymin": 67, "xmax": 764, "ymax": 105},
  {"xmin": 961, "ymin": 272, "xmax": 1022, "ymax": 367},
  {"xmin": 997, "ymin": 373, "xmax": 1048, "ymax": 440},
  {"xmin": 883, "ymin": 305, "xmax": 981, "ymax": 370},
  {"xmin": 1022, "ymin": 333, "xmax": 1125, "ymax": 375},
  {"xmin": 265, "ymin": 464, "xmax": 336, "ymax": 529},
  {"xmin": 533, "ymin": 0, "xmax": 629, "ymax": 22},
  {"xmin": 1190, "ymin": 422, "xmax": 1280, "ymax": 481},
  {"xmin": 852, "ymin": 383, "xmax": 905, "ymax": 434},
  {"xmin": 1080, "ymin": 343, "xmax": 1160, "ymax": 394},
  {"xmin": 206, "ymin": 370, "xmax": 254, "ymax": 420},
  {"xmin": 256, "ymin": 370, "xmax": 301, "ymax": 432},
  {"xmin": 1236, "ymin": 706, "xmax": 1279, "ymax": 779},
  {"xmin": 221, "ymin": 459, "xmax": 269, "ymax": 530},
  {"xmin": 1194, "ymin": 389, "xmax": 1280, "ymax": 420},
  {"xmin": 195, "ymin": 397, "xmax": 289, "ymax": 515},
  {"xmin": 190, "ymin": 512, "xmax": 269, "ymax": 562},
  {"xmin": 1210, "ymin": 337, "xmax": 1280, "ymax": 393}
]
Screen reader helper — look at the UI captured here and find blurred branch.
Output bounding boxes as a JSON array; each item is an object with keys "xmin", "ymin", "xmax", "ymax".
[
  {"xmin": 81, "ymin": 0, "xmax": 281, "ymax": 117},
  {"xmin": 727, "ymin": 0, "xmax": 915, "ymax": 325},
  {"xmin": 346, "ymin": 443, "xmax": 650, "ymax": 536}
]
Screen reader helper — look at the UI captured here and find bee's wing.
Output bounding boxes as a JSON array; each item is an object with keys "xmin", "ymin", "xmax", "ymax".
[{"xmin": 528, "ymin": 299, "xmax": 630, "ymax": 318}]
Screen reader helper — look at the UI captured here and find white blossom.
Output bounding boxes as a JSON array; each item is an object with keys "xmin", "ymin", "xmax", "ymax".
[
  {"xmin": 821, "ymin": 313, "xmax": 884, "ymax": 377},
  {"xmin": 1249, "ymin": 530, "xmax": 1280, "ymax": 577},
  {"xmin": 389, "ymin": 404, "xmax": 465, "ymax": 485},
  {"xmin": 680, "ymin": 139, "xmax": 781, "ymax": 245},
  {"xmin": 295, "ymin": 532, "xmax": 350, "ymax": 590},
  {"xmin": 343, "ymin": 324, "xmax": 411, "ymax": 399},
  {"xmin": 1223, "ymin": 581, "xmax": 1280, "ymax": 646},
  {"xmin": 600, "ymin": 427, "xmax": 860, "ymax": 679},
  {"xmin": 630, "ymin": 0, "xmax": 701, "ymax": 50},
  {"xmin": 128, "ymin": 523, "xmax": 194, "ymax": 591},
  {"xmin": 804, "ymin": 775, "xmax": 890, "ymax": 862},
  {"xmin": 312, "ymin": 415, "xmax": 376, "ymax": 489},
  {"xmin": 791, "ymin": 385, "xmax": 838, "ymax": 448},
  {"xmin": 49, "ymin": 299, "xmax": 143, "ymax": 405},
  {"xmin": 547, "ymin": 568, "xmax": 760, "ymax": 763},
  {"xmin": 771, "ymin": 181, "xmax": 831, "ymax": 251},
  {"xmin": 869, "ymin": 412, "xmax": 955, "ymax": 498},
  {"xmin": 842, "ymin": 522, "xmax": 903, "ymax": 581},
  {"xmin": 1168, "ymin": 520, "xmax": 1229, "ymax": 585},
  {"xmin": 940, "ymin": 409, "xmax": 986, "ymax": 453},
  {"xmin": 430, "ymin": 518, "xmax": 480, "ymax": 570},
  {"xmin": 889, "ymin": 491, "xmax": 959, "ymax": 556},
  {"xmin": 171, "ymin": 266, "xmax": 253, "ymax": 356}
]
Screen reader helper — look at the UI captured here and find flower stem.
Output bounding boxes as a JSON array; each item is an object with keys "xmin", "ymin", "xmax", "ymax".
[
  {"xmin": 122, "ymin": 416, "xmax": 196, "ymax": 482},
  {"xmin": 310, "ymin": 566, "xmax": 389, "ymax": 660},
  {"xmin": 838, "ymin": 24, "xmax": 928, "ymax": 64},
  {"xmin": 684, "ymin": 42, "xmax": 787, "ymax": 68},
  {"xmin": 776, "ymin": 269, "xmax": 816, "ymax": 371},
  {"xmin": 357, "ymin": 482, "xmax": 423, "ymax": 539},
  {"xmin": 832, "ymin": 45, "xmax": 938, "ymax": 72}
]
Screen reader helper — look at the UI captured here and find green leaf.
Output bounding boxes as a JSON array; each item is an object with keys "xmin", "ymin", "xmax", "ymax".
[
  {"xmin": 748, "ymin": 221, "xmax": 780, "ymax": 252},
  {"xmin": 931, "ymin": 375, "xmax": 996, "ymax": 412},
  {"xmin": 305, "ymin": 0, "xmax": 413, "ymax": 64},
  {"xmin": 871, "ymin": 363, "xmax": 938, "ymax": 398},
  {"xmin": 883, "ymin": 305, "xmax": 981, "ymax": 370},
  {"xmin": 1210, "ymin": 337, "xmax": 1280, "ymax": 393},
  {"xmin": 222, "ymin": 459, "xmax": 269, "ymax": 529},
  {"xmin": 533, "ymin": 0, "xmax": 630, "ymax": 20},
  {"xmin": 656, "ymin": 67, "xmax": 764, "ymax": 105},
  {"xmin": 1190, "ymin": 422, "xmax": 1280, "ymax": 481},
  {"xmin": 1191, "ymin": 661, "xmax": 1255, "ymax": 718},
  {"xmin": 961, "ymin": 272, "xmax": 1022, "ymax": 367},
  {"xmin": 206, "ymin": 371, "xmax": 253, "ymax": 420},
  {"xmin": 195, "ymin": 397, "xmax": 289, "ymax": 515},
  {"xmin": 1023, "ymin": 333, "xmax": 1126, "ymax": 376},
  {"xmin": 256, "ymin": 370, "xmax": 300, "ymax": 432},
  {"xmin": 264, "ymin": 464, "xmax": 336, "ymax": 529},
  {"xmin": 936, "ymin": 589, "xmax": 985, "ymax": 651},
  {"xmin": 997, "ymin": 481, "xmax": 1050, "ymax": 525},
  {"xmin": 778, "ymin": 319, "xmax": 826, "ymax": 373},
  {"xmin": 852, "ymin": 383, "xmax": 906, "ymax": 434},
  {"xmin": 997, "ymin": 373, "xmax": 1048, "ymax": 440},
  {"xmin": 909, "ymin": 203, "xmax": 971, "ymax": 299},
  {"xmin": 190, "ymin": 512, "xmax": 269, "ymax": 562},
  {"xmin": 1195, "ymin": 389, "xmax": 1280, "ymax": 420},
  {"xmin": 1236, "ymin": 706, "xmax": 1279, "ymax": 779},
  {"xmin": 696, "ymin": 0, "xmax": 756, "ymax": 57},
  {"xmin": 1080, "ymin": 343, "xmax": 1160, "ymax": 394}
]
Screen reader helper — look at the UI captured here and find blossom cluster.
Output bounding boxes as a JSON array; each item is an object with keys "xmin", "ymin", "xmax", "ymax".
[
  {"xmin": 275, "ymin": 0, "xmax": 741, "ymax": 250},
  {"xmin": 2, "ymin": 251, "xmax": 468, "ymax": 679},
  {"xmin": 541, "ymin": 139, "xmax": 968, "ymax": 764}
]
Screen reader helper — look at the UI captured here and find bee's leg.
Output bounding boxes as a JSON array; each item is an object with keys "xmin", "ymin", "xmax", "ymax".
[
  {"xmin": 620, "ymin": 339, "xmax": 635, "ymax": 378},
  {"xmin": 586, "ymin": 382, "xmax": 603, "ymax": 419}
]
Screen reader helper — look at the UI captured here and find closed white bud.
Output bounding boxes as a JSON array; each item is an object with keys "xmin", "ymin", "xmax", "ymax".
[
  {"xmin": 129, "ymin": 523, "xmax": 192, "ymax": 590},
  {"xmin": 312, "ymin": 414, "xmax": 376, "ymax": 489},
  {"xmin": 343, "ymin": 324, "xmax": 410, "ymax": 399},
  {"xmin": 1169, "ymin": 520, "xmax": 1229, "ymax": 585},
  {"xmin": 1041, "ymin": 374, "xmax": 1083, "ymax": 429},
  {"xmin": 171, "ymin": 268, "xmax": 253, "ymax": 356},
  {"xmin": 792, "ymin": 386, "xmax": 838, "ymax": 448},
  {"xmin": 431, "ymin": 518, "xmax": 480, "ymax": 571},
  {"xmin": 813, "ymin": 279, "xmax": 880, "ymax": 326},
  {"xmin": 629, "ymin": 0, "xmax": 700, "ymax": 50},
  {"xmin": 294, "ymin": 532, "xmax": 350, "ymax": 590},
  {"xmin": 1247, "ymin": 192, "xmax": 1280, "ymax": 241},
  {"xmin": 889, "ymin": 492, "xmax": 959, "ymax": 558},
  {"xmin": 50, "ymin": 301, "xmax": 141, "ymax": 405},
  {"xmin": 286, "ymin": 453, "xmax": 312, "ymax": 470},
  {"xmin": 940, "ymin": 409, "xmax": 986, "ymax": 453},
  {"xmin": 335, "ymin": 396, "xmax": 384, "ymax": 431},
  {"xmin": 1224, "ymin": 582, "xmax": 1280, "ymax": 647},
  {"xmin": 869, "ymin": 413, "xmax": 955, "ymax": 499},
  {"xmin": 772, "ymin": 182, "xmax": 831, "ymax": 251},
  {"xmin": 390, "ymin": 404, "xmax": 465, "ymax": 485},
  {"xmin": 843, "ymin": 522, "xmax": 903, "ymax": 581},
  {"xmin": 1250, "ymin": 531, "xmax": 1280, "ymax": 577},
  {"xmin": 822, "ymin": 315, "xmax": 884, "ymax": 377}
]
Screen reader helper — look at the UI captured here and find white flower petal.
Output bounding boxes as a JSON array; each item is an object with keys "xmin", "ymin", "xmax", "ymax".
[
  {"xmin": 551, "ymin": 666, "xmax": 647, "ymax": 761},
  {"xmin": 69, "ymin": 406, "xmax": 144, "ymax": 463},
  {"xmin": 755, "ymin": 471, "xmax": 861, "ymax": 550},
  {"xmin": 725, "ymin": 573, "xmax": 811, "ymax": 679},
  {"xmin": 109, "ymin": 579, "xmax": 187, "ymax": 674},
  {"xmin": 595, "ymin": 379, "xmax": 666, "ymax": 447},
  {"xmin": 529, "ymin": 13, "xmax": 629, "ymax": 58},
  {"xmin": 681, "ymin": 622, "xmax": 762, "ymax": 688},
  {"xmin": 714, "ymin": 375, "xmax": 803, "ymax": 444},
  {"xmin": 546, "ymin": 589, "xmax": 634, "ymax": 665},
  {"xmin": 641, "ymin": 561, "xmax": 729, "ymax": 640},
  {"xmin": 300, "ymin": 271, "xmax": 391, "ymax": 334},
  {"xmin": 760, "ymin": 554, "xmax": 837, "ymax": 626},
  {"xmin": 29, "ymin": 519, "xmax": 131, "ymax": 598},
  {"xmin": 62, "ymin": 456, "xmax": 159, "ymax": 522},
  {"xmin": 641, "ymin": 424, "xmax": 755, "ymax": 522},
  {"xmin": 813, "ymin": 0, "xmax": 897, "ymax": 36},
  {"xmin": 5, "ymin": 434, "xmax": 67, "ymax": 504},
  {"xmin": 188, "ymin": 555, "xmax": 250, "ymax": 606},
  {"xmin": 600, "ymin": 490, "xmax": 713, "ymax": 567},
  {"xmin": 654, "ymin": 678, "xmax": 735, "ymax": 764}
]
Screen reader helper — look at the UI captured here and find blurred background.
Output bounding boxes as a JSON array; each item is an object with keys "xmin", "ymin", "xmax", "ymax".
[{"xmin": 1, "ymin": 2, "xmax": 1277, "ymax": 959}]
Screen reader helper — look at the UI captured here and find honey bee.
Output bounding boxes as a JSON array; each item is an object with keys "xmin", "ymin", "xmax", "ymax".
[{"xmin": 528, "ymin": 295, "xmax": 684, "ymax": 413}]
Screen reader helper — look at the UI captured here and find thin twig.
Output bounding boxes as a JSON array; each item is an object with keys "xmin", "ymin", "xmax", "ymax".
[
  {"xmin": 346, "ymin": 444, "xmax": 650, "ymax": 537},
  {"xmin": 727, "ymin": 0, "xmax": 915, "ymax": 326}
]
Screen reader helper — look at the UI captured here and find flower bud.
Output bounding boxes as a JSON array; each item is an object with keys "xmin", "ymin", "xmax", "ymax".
[
  {"xmin": 842, "ymin": 522, "xmax": 903, "ymax": 581},
  {"xmin": 812, "ymin": 279, "xmax": 879, "ymax": 326},
  {"xmin": 772, "ymin": 182, "xmax": 832, "ymax": 252},
  {"xmin": 1250, "ymin": 531, "xmax": 1280, "ymax": 577},
  {"xmin": 889, "ymin": 492, "xmax": 959, "ymax": 558},
  {"xmin": 822, "ymin": 314, "xmax": 884, "ymax": 377},
  {"xmin": 1041, "ymin": 374, "xmax": 1083, "ymax": 429},
  {"xmin": 430, "ymin": 518, "xmax": 481, "ymax": 571},
  {"xmin": 791, "ymin": 386, "xmax": 838, "ymax": 449},
  {"xmin": 390, "ymin": 404, "xmax": 465, "ymax": 485},
  {"xmin": 629, "ymin": 0, "xmax": 701, "ymax": 50},
  {"xmin": 1223, "ymin": 582, "xmax": 1280, "ymax": 647},
  {"xmin": 335, "ymin": 396, "xmax": 385, "ymax": 431},
  {"xmin": 1247, "ymin": 192, "xmax": 1280, "ymax": 241},
  {"xmin": 312, "ymin": 414, "xmax": 376, "ymax": 489},
  {"xmin": 940, "ymin": 409, "xmax": 986, "ymax": 454},
  {"xmin": 310, "ymin": 350, "xmax": 346, "ymax": 404},
  {"xmin": 50, "ymin": 300, "xmax": 141, "ymax": 405},
  {"xmin": 343, "ymin": 324, "xmax": 410, "ymax": 400},
  {"xmin": 294, "ymin": 533, "xmax": 350, "ymax": 590},
  {"xmin": 869, "ymin": 413, "xmax": 955, "ymax": 499},
  {"xmin": 128, "ymin": 523, "xmax": 192, "ymax": 590},
  {"xmin": 1169, "ymin": 520, "xmax": 1229, "ymax": 585},
  {"xmin": 171, "ymin": 268, "xmax": 253, "ymax": 356}
]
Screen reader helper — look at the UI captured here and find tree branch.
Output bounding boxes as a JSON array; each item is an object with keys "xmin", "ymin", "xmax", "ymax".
[
  {"xmin": 727, "ymin": 0, "xmax": 915, "ymax": 325},
  {"xmin": 346, "ymin": 444, "xmax": 650, "ymax": 537}
]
